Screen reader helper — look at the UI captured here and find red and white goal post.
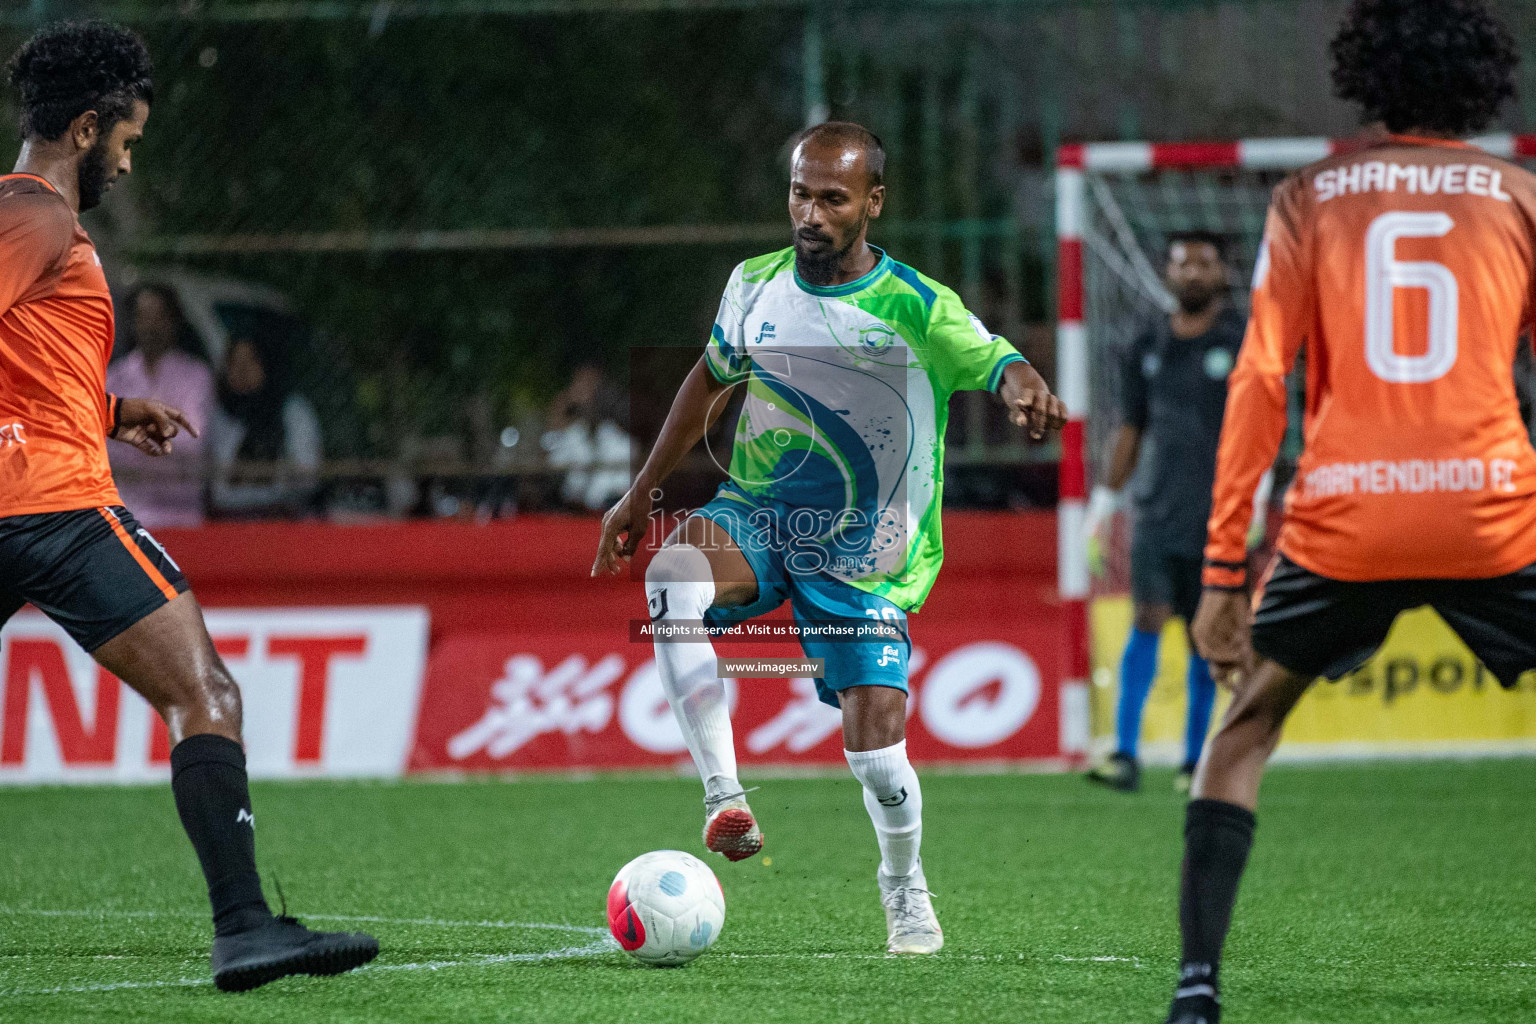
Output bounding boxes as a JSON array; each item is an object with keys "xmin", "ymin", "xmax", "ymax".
[{"xmin": 1053, "ymin": 134, "xmax": 1536, "ymax": 761}]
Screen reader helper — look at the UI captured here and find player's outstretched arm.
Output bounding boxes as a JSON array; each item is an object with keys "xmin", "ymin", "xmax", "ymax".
[
  {"xmin": 110, "ymin": 397, "xmax": 199, "ymax": 457},
  {"xmin": 996, "ymin": 361, "xmax": 1067, "ymax": 440},
  {"xmin": 591, "ymin": 354, "xmax": 733, "ymax": 577}
]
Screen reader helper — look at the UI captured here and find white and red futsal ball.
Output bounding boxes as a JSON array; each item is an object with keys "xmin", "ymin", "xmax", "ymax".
[{"xmin": 606, "ymin": 850, "xmax": 726, "ymax": 966}]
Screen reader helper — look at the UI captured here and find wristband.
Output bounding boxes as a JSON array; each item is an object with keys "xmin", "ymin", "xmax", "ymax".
[{"xmin": 1202, "ymin": 559, "xmax": 1247, "ymax": 590}]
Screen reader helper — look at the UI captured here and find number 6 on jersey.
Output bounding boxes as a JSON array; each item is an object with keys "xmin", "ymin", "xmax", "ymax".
[{"xmin": 1365, "ymin": 210, "xmax": 1458, "ymax": 384}]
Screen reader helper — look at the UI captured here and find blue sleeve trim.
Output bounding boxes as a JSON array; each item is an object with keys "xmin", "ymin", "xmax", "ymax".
[
  {"xmin": 987, "ymin": 353, "xmax": 1028, "ymax": 393},
  {"xmin": 707, "ymin": 323, "xmax": 750, "ymax": 383},
  {"xmin": 887, "ymin": 261, "xmax": 938, "ymax": 310},
  {"xmin": 703, "ymin": 354, "xmax": 733, "ymax": 384}
]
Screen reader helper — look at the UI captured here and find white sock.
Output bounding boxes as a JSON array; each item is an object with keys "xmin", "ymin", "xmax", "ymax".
[
  {"xmin": 646, "ymin": 543, "xmax": 739, "ymax": 803},
  {"xmin": 845, "ymin": 740, "xmax": 926, "ymax": 889}
]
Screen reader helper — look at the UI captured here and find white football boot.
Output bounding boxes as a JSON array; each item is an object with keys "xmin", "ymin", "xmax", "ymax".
[
  {"xmin": 702, "ymin": 789, "xmax": 763, "ymax": 862},
  {"xmin": 880, "ymin": 877, "xmax": 943, "ymax": 954}
]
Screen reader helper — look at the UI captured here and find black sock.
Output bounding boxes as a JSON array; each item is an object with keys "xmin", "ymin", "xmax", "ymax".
[
  {"xmin": 1176, "ymin": 798, "xmax": 1257, "ymax": 999},
  {"xmin": 170, "ymin": 734, "xmax": 273, "ymax": 936}
]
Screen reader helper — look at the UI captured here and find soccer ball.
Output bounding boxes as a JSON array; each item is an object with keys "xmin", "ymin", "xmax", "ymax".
[{"xmin": 606, "ymin": 850, "xmax": 726, "ymax": 967}]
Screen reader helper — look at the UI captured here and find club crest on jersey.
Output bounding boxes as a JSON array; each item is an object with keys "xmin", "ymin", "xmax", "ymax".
[
  {"xmin": 859, "ymin": 323, "xmax": 897, "ymax": 354},
  {"xmin": 1204, "ymin": 347, "xmax": 1235, "ymax": 380}
]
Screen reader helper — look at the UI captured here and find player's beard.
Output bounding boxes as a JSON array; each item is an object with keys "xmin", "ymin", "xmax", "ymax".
[
  {"xmin": 76, "ymin": 139, "xmax": 113, "ymax": 213},
  {"xmin": 1175, "ymin": 285, "xmax": 1221, "ymax": 315},
  {"xmin": 794, "ymin": 218, "xmax": 867, "ymax": 286}
]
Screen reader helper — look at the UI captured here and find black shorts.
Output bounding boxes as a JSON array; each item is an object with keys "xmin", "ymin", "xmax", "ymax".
[
  {"xmin": 1251, "ymin": 553, "xmax": 1536, "ymax": 689},
  {"xmin": 1129, "ymin": 529, "xmax": 1203, "ymax": 622},
  {"xmin": 0, "ymin": 506, "xmax": 189, "ymax": 652}
]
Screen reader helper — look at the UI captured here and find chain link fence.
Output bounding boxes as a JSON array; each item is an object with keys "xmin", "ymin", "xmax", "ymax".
[{"xmin": 3, "ymin": 1, "xmax": 1536, "ymax": 521}]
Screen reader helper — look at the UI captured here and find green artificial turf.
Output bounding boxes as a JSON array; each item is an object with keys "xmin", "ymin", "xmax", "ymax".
[{"xmin": 1, "ymin": 760, "xmax": 1532, "ymax": 1023}]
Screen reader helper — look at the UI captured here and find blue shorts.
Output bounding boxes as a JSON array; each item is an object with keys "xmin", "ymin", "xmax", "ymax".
[{"xmin": 695, "ymin": 486, "xmax": 911, "ymax": 708}]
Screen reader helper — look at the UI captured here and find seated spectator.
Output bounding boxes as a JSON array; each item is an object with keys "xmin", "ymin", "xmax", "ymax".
[
  {"xmin": 209, "ymin": 336, "xmax": 323, "ymax": 518},
  {"xmin": 105, "ymin": 284, "xmax": 214, "ymax": 528},
  {"xmin": 542, "ymin": 362, "xmax": 633, "ymax": 511}
]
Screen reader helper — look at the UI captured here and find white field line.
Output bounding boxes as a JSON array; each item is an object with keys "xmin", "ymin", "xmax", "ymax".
[
  {"xmin": 1, "ymin": 976, "xmax": 212, "ymax": 996},
  {"xmin": 0, "ymin": 909, "xmax": 1141, "ymax": 967},
  {"xmin": 304, "ymin": 913, "xmax": 608, "ymax": 936},
  {"xmin": 0, "ymin": 940, "xmax": 623, "ymax": 997},
  {"xmin": 0, "ymin": 906, "xmax": 605, "ymax": 935},
  {"xmin": 363, "ymin": 939, "xmax": 619, "ymax": 974},
  {"xmin": 2, "ymin": 906, "xmax": 1527, "ymax": 998},
  {"xmin": 0, "ymin": 944, "xmax": 1144, "ymax": 996},
  {"xmin": 719, "ymin": 952, "xmax": 1145, "ymax": 965},
  {"xmin": 8, "ymin": 947, "xmax": 1529, "ymax": 998}
]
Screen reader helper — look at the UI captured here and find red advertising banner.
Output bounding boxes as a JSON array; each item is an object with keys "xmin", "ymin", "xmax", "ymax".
[
  {"xmin": 409, "ymin": 509, "xmax": 1064, "ymax": 769},
  {"xmin": 0, "ymin": 608, "xmax": 428, "ymax": 783},
  {"xmin": 0, "ymin": 511, "xmax": 1063, "ymax": 782},
  {"xmin": 410, "ymin": 616, "xmax": 1062, "ymax": 772}
]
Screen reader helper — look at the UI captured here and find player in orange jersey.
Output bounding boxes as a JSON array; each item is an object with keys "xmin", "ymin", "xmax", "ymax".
[
  {"xmin": 0, "ymin": 23, "xmax": 377, "ymax": 990},
  {"xmin": 1166, "ymin": 3, "xmax": 1530, "ymax": 1022}
]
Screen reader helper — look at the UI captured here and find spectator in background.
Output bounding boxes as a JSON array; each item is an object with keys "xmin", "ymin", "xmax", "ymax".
[
  {"xmin": 542, "ymin": 361, "xmax": 633, "ymax": 511},
  {"xmin": 209, "ymin": 335, "xmax": 323, "ymax": 518},
  {"xmin": 105, "ymin": 284, "xmax": 214, "ymax": 527}
]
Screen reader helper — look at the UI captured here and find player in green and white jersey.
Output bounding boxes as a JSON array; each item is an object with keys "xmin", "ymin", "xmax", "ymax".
[{"xmin": 592, "ymin": 122, "xmax": 1065, "ymax": 954}]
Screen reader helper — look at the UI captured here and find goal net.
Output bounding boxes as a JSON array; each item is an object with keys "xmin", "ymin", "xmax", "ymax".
[{"xmin": 1054, "ymin": 136, "xmax": 1536, "ymax": 760}]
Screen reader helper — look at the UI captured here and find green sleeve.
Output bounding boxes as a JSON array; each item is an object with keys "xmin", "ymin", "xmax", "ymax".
[
  {"xmin": 922, "ymin": 285, "xmax": 1027, "ymax": 394},
  {"xmin": 703, "ymin": 263, "xmax": 751, "ymax": 384}
]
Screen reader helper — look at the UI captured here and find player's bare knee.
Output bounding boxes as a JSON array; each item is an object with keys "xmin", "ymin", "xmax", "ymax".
[
  {"xmin": 1218, "ymin": 686, "xmax": 1289, "ymax": 745},
  {"xmin": 842, "ymin": 686, "xmax": 907, "ymax": 751},
  {"xmin": 151, "ymin": 661, "xmax": 242, "ymax": 742},
  {"xmin": 207, "ymin": 661, "xmax": 242, "ymax": 719},
  {"xmin": 177, "ymin": 660, "xmax": 242, "ymax": 733}
]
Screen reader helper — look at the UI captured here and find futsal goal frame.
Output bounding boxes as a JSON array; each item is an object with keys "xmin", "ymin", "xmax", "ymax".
[{"xmin": 1052, "ymin": 134, "xmax": 1536, "ymax": 758}]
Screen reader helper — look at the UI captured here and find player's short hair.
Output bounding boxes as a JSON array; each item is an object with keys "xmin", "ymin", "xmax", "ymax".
[
  {"xmin": 1167, "ymin": 230, "xmax": 1229, "ymax": 262},
  {"xmin": 1330, "ymin": 0, "xmax": 1517, "ymax": 137},
  {"xmin": 792, "ymin": 121, "xmax": 886, "ymax": 188},
  {"xmin": 6, "ymin": 20, "xmax": 153, "ymax": 141}
]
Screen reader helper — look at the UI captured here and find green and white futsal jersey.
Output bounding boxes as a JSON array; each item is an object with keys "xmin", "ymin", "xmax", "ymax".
[{"xmin": 703, "ymin": 245, "xmax": 1026, "ymax": 612}]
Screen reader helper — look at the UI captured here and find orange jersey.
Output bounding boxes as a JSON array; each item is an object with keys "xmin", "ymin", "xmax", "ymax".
[
  {"xmin": 1205, "ymin": 135, "xmax": 1536, "ymax": 586},
  {"xmin": 0, "ymin": 173, "xmax": 121, "ymax": 518}
]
